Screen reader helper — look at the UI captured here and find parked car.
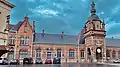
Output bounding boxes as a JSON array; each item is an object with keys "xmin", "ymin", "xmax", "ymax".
[
  {"xmin": 53, "ymin": 58, "xmax": 61, "ymax": 64},
  {"xmin": 35, "ymin": 58, "xmax": 43, "ymax": 64},
  {"xmin": 23, "ymin": 57, "xmax": 33, "ymax": 64},
  {"xmin": 113, "ymin": 59, "xmax": 120, "ymax": 63},
  {"xmin": 0, "ymin": 58, "xmax": 8, "ymax": 65},
  {"xmin": 10, "ymin": 59, "xmax": 20, "ymax": 65},
  {"xmin": 45, "ymin": 59, "xmax": 52, "ymax": 64}
]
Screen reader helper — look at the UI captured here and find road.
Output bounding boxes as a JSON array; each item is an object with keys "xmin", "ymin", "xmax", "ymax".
[{"xmin": 0, "ymin": 63, "xmax": 119, "ymax": 67}]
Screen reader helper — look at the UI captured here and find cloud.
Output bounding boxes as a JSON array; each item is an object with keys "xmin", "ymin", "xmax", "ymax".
[
  {"xmin": 112, "ymin": 5, "xmax": 120, "ymax": 14},
  {"xmin": 8, "ymin": 0, "xmax": 120, "ymax": 35},
  {"xmin": 106, "ymin": 34, "xmax": 120, "ymax": 39},
  {"xmin": 27, "ymin": 0, "xmax": 35, "ymax": 2},
  {"xmin": 29, "ymin": 8, "xmax": 59, "ymax": 17}
]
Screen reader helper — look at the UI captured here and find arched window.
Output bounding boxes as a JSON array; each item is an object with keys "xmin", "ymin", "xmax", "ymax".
[
  {"xmin": 57, "ymin": 49, "xmax": 61, "ymax": 58},
  {"xmin": 112, "ymin": 50, "xmax": 116, "ymax": 59},
  {"xmin": 69, "ymin": 49, "xmax": 75, "ymax": 58},
  {"xmin": 36, "ymin": 48, "xmax": 41, "ymax": 59}
]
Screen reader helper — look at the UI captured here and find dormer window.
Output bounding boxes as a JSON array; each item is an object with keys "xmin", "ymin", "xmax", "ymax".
[{"xmin": 24, "ymin": 27, "xmax": 27, "ymax": 32}]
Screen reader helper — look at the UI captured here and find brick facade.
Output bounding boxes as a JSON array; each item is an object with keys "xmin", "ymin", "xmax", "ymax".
[{"xmin": 6, "ymin": 0, "xmax": 120, "ymax": 63}]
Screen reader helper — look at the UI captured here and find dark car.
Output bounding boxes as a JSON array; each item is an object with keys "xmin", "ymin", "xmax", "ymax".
[
  {"xmin": 23, "ymin": 57, "xmax": 33, "ymax": 64},
  {"xmin": 10, "ymin": 59, "xmax": 20, "ymax": 65},
  {"xmin": 35, "ymin": 58, "xmax": 43, "ymax": 64},
  {"xmin": 53, "ymin": 58, "xmax": 61, "ymax": 64},
  {"xmin": 45, "ymin": 59, "xmax": 52, "ymax": 64}
]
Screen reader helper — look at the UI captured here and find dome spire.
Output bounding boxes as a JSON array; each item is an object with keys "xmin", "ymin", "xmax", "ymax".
[{"xmin": 91, "ymin": 0, "xmax": 96, "ymax": 14}]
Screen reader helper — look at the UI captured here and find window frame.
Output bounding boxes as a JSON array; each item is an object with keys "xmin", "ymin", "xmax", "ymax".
[
  {"xmin": 10, "ymin": 36, "xmax": 15, "ymax": 45},
  {"xmin": 81, "ymin": 50, "xmax": 85, "ymax": 59},
  {"xmin": 20, "ymin": 36, "xmax": 24, "ymax": 45},
  {"xmin": 19, "ymin": 50, "xmax": 28, "ymax": 60},
  {"xmin": 69, "ymin": 49, "xmax": 75, "ymax": 58},
  {"xmin": 25, "ymin": 36, "xmax": 30, "ymax": 45},
  {"xmin": 36, "ymin": 49, "xmax": 41, "ymax": 59}
]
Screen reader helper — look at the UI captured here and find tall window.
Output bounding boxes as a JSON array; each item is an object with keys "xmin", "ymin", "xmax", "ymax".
[
  {"xmin": 20, "ymin": 36, "xmax": 24, "ymax": 45},
  {"xmin": 25, "ymin": 36, "xmax": 29, "ymax": 45},
  {"xmin": 36, "ymin": 49, "xmax": 41, "ymax": 59},
  {"xmin": 106, "ymin": 49, "xmax": 110, "ymax": 57},
  {"xmin": 57, "ymin": 49, "xmax": 61, "ymax": 58},
  {"xmin": 118, "ymin": 51, "xmax": 120, "ymax": 58},
  {"xmin": 112, "ymin": 50, "xmax": 116, "ymax": 59},
  {"xmin": 10, "ymin": 36, "xmax": 15, "ymax": 44},
  {"xmin": 81, "ymin": 50, "xmax": 84, "ymax": 59},
  {"xmin": 69, "ymin": 49, "xmax": 75, "ymax": 58},
  {"xmin": 7, "ymin": 52, "xmax": 14, "ymax": 61},
  {"xmin": 47, "ymin": 49, "xmax": 51, "ymax": 59},
  {"xmin": 19, "ymin": 51, "xmax": 27, "ymax": 59}
]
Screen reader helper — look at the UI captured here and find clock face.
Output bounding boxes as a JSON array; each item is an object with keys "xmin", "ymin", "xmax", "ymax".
[{"xmin": 97, "ymin": 48, "xmax": 101, "ymax": 53}]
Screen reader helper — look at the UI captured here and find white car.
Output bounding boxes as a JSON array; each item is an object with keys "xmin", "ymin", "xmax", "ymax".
[
  {"xmin": 0, "ymin": 58, "xmax": 8, "ymax": 65},
  {"xmin": 113, "ymin": 59, "xmax": 120, "ymax": 63}
]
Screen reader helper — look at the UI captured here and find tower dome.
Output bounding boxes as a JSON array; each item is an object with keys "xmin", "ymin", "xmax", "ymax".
[{"xmin": 88, "ymin": 0, "xmax": 99, "ymax": 21}]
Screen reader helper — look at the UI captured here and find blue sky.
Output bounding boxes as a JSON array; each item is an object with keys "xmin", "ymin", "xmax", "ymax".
[{"xmin": 8, "ymin": 0, "xmax": 120, "ymax": 38}]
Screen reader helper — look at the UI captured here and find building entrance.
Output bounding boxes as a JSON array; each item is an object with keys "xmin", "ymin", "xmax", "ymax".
[
  {"xmin": 96, "ymin": 47, "xmax": 102, "ymax": 62},
  {"xmin": 87, "ymin": 48, "xmax": 92, "ymax": 63}
]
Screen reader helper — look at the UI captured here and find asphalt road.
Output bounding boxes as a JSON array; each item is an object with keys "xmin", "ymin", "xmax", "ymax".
[{"xmin": 0, "ymin": 63, "xmax": 119, "ymax": 67}]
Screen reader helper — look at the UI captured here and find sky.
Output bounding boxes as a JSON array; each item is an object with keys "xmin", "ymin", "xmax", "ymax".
[{"xmin": 8, "ymin": 0, "xmax": 120, "ymax": 38}]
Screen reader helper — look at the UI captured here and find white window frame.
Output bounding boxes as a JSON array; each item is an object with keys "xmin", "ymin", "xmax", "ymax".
[
  {"xmin": 10, "ymin": 36, "xmax": 14, "ymax": 44},
  {"xmin": 36, "ymin": 49, "xmax": 41, "ymax": 59}
]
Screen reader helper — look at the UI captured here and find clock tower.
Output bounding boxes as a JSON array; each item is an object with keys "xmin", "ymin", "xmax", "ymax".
[{"xmin": 83, "ymin": 0, "xmax": 106, "ymax": 63}]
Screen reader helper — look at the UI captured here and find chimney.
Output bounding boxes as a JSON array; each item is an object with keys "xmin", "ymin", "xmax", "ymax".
[
  {"xmin": 24, "ymin": 15, "xmax": 29, "ymax": 22},
  {"xmin": 61, "ymin": 31, "xmax": 64, "ymax": 38},
  {"xmin": 42, "ymin": 29, "xmax": 45, "ymax": 37},
  {"xmin": 32, "ymin": 21, "xmax": 35, "ymax": 33}
]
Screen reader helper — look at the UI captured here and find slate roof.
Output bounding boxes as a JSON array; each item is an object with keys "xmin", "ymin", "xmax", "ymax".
[
  {"xmin": 8, "ymin": 24, "xmax": 15, "ymax": 30},
  {"xmin": 106, "ymin": 38, "xmax": 120, "ymax": 47},
  {"xmin": 33, "ymin": 33, "xmax": 84, "ymax": 45},
  {"xmin": 10, "ymin": 21, "xmax": 24, "ymax": 31},
  {"xmin": 88, "ymin": 14, "xmax": 99, "ymax": 21}
]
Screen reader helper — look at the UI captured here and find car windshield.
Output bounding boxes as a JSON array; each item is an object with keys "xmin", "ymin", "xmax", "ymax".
[
  {"xmin": 4, "ymin": 58, "xmax": 7, "ymax": 60},
  {"xmin": 0, "ymin": 58, "xmax": 2, "ymax": 60}
]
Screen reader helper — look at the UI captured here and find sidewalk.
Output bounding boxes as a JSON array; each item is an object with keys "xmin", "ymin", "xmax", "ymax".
[{"xmin": 97, "ymin": 62, "xmax": 120, "ymax": 66}]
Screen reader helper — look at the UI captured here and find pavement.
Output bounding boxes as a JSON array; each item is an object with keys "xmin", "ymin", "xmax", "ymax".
[{"xmin": 97, "ymin": 62, "xmax": 120, "ymax": 66}]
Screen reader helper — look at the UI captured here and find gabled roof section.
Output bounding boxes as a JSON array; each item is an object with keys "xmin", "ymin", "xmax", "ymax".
[
  {"xmin": 34, "ymin": 33, "xmax": 81, "ymax": 45},
  {"xmin": 10, "ymin": 21, "xmax": 24, "ymax": 31},
  {"xmin": 106, "ymin": 38, "xmax": 120, "ymax": 47},
  {"xmin": 8, "ymin": 24, "xmax": 15, "ymax": 30}
]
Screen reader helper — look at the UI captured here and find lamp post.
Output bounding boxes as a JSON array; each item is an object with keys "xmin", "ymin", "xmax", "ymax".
[{"xmin": 77, "ymin": 44, "xmax": 79, "ymax": 63}]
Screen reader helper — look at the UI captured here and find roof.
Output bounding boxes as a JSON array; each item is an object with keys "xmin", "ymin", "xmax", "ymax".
[
  {"xmin": 106, "ymin": 38, "xmax": 120, "ymax": 47},
  {"xmin": 8, "ymin": 24, "xmax": 15, "ymax": 30},
  {"xmin": 88, "ymin": 14, "xmax": 99, "ymax": 21},
  {"xmin": 33, "ymin": 33, "xmax": 83, "ymax": 45},
  {"xmin": 1, "ymin": 0, "xmax": 15, "ymax": 8},
  {"xmin": 10, "ymin": 21, "xmax": 24, "ymax": 31}
]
